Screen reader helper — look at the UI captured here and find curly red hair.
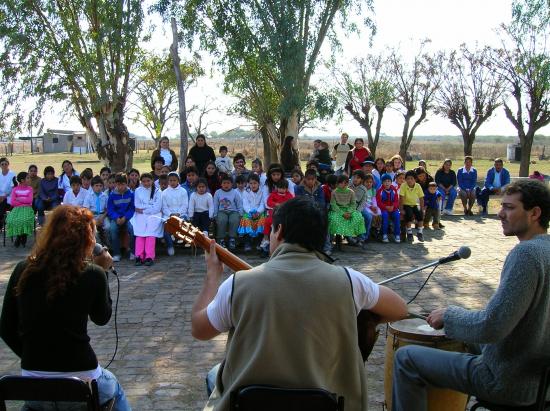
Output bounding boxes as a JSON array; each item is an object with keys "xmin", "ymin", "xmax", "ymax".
[{"xmin": 16, "ymin": 205, "xmax": 96, "ymax": 301}]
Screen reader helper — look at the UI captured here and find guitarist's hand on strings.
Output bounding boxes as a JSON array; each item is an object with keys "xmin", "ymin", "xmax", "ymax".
[{"xmin": 427, "ymin": 308, "xmax": 446, "ymax": 329}]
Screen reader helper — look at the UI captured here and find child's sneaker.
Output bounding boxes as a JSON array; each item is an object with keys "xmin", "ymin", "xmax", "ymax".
[
  {"xmin": 382, "ymin": 235, "xmax": 389, "ymax": 243},
  {"xmin": 407, "ymin": 232, "xmax": 414, "ymax": 243},
  {"xmin": 394, "ymin": 235, "xmax": 401, "ymax": 243},
  {"xmin": 228, "ymin": 238, "xmax": 237, "ymax": 250},
  {"xmin": 144, "ymin": 258, "xmax": 154, "ymax": 266},
  {"xmin": 135, "ymin": 257, "xmax": 143, "ymax": 266},
  {"xmin": 167, "ymin": 246, "xmax": 175, "ymax": 256},
  {"xmin": 417, "ymin": 232, "xmax": 424, "ymax": 242},
  {"xmin": 432, "ymin": 223, "xmax": 440, "ymax": 230}
]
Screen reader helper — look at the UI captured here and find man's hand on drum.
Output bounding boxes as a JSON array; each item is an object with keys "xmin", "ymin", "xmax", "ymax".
[{"xmin": 427, "ymin": 308, "xmax": 446, "ymax": 329}]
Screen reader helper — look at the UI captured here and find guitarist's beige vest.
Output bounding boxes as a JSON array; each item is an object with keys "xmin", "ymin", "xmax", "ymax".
[{"xmin": 204, "ymin": 242, "xmax": 368, "ymax": 410}]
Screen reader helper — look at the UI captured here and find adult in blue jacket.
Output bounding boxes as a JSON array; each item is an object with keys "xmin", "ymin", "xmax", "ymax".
[
  {"xmin": 107, "ymin": 173, "xmax": 135, "ymax": 261},
  {"xmin": 476, "ymin": 158, "xmax": 511, "ymax": 215},
  {"xmin": 457, "ymin": 156, "xmax": 478, "ymax": 216}
]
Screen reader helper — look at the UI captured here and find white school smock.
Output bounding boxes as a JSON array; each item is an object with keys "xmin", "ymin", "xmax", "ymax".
[
  {"xmin": 62, "ymin": 189, "xmax": 88, "ymax": 207},
  {"xmin": 161, "ymin": 185, "xmax": 189, "ymax": 220},
  {"xmin": 131, "ymin": 186, "xmax": 163, "ymax": 237}
]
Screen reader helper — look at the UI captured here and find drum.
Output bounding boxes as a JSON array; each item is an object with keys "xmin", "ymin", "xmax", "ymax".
[{"xmin": 384, "ymin": 318, "xmax": 468, "ymax": 411}]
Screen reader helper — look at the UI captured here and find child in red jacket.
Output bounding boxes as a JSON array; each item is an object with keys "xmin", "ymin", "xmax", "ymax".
[
  {"xmin": 260, "ymin": 179, "xmax": 294, "ymax": 255},
  {"xmin": 376, "ymin": 173, "xmax": 401, "ymax": 243}
]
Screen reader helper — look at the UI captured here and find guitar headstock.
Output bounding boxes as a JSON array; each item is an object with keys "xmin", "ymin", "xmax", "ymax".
[{"xmin": 165, "ymin": 216, "xmax": 207, "ymax": 248}]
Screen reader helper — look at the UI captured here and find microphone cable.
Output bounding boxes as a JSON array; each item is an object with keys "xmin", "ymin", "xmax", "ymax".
[
  {"xmin": 105, "ymin": 268, "xmax": 120, "ymax": 369},
  {"xmin": 406, "ymin": 263, "xmax": 440, "ymax": 305}
]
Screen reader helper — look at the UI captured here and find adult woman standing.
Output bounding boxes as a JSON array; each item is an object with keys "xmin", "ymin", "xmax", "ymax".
[
  {"xmin": 435, "ymin": 159, "xmax": 458, "ymax": 215},
  {"xmin": 345, "ymin": 138, "xmax": 371, "ymax": 176},
  {"xmin": 150, "ymin": 137, "xmax": 178, "ymax": 172},
  {"xmin": 0, "ymin": 206, "xmax": 131, "ymax": 410},
  {"xmin": 280, "ymin": 135, "xmax": 300, "ymax": 176},
  {"xmin": 188, "ymin": 134, "xmax": 216, "ymax": 176}
]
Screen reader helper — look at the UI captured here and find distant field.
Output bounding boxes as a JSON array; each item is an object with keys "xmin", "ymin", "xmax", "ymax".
[{"xmin": 2, "ymin": 142, "xmax": 550, "ymax": 177}]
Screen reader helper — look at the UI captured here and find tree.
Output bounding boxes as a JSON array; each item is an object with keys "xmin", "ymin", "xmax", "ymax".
[
  {"xmin": 0, "ymin": 0, "xmax": 143, "ymax": 171},
  {"xmin": 434, "ymin": 46, "xmax": 505, "ymax": 156},
  {"xmin": 333, "ymin": 54, "xmax": 394, "ymax": 157},
  {"xmin": 389, "ymin": 44, "xmax": 443, "ymax": 164},
  {"xmin": 175, "ymin": 0, "xmax": 374, "ymax": 163},
  {"xmin": 188, "ymin": 96, "xmax": 222, "ymax": 139},
  {"xmin": 130, "ymin": 51, "xmax": 203, "ymax": 144},
  {"xmin": 493, "ymin": 22, "xmax": 550, "ymax": 176}
]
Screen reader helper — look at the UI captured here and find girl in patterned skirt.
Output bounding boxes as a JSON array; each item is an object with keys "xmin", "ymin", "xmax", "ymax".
[
  {"xmin": 328, "ymin": 174, "xmax": 365, "ymax": 248},
  {"xmin": 238, "ymin": 174, "xmax": 266, "ymax": 251},
  {"xmin": 7, "ymin": 172, "xmax": 35, "ymax": 247}
]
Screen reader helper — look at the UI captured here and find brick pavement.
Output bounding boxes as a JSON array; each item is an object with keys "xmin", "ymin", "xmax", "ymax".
[{"xmin": 0, "ymin": 215, "xmax": 518, "ymax": 410}]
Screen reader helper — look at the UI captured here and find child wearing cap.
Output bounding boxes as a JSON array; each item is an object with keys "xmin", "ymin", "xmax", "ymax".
[{"xmin": 376, "ymin": 173, "xmax": 401, "ymax": 243}]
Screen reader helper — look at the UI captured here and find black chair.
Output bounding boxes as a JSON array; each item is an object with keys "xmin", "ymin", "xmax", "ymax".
[
  {"xmin": 229, "ymin": 385, "xmax": 344, "ymax": 411},
  {"xmin": 470, "ymin": 366, "xmax": 550, "ymax": 411},
  {"xmin": 0, "ymin": 375, "xmax": 115, "ymax": 411}
]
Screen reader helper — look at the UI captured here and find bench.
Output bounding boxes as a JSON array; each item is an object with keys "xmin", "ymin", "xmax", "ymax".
[{"xmin": 477, "ymin": 176, "xmax": 550, "ymax": 214}]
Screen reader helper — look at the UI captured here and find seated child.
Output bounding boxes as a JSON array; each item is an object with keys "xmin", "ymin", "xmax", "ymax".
[
  {"xmin": 107, "ymin": 173, "xmax": 135, "ymax": 262},
  {"xmin": 83, "ymin": 176, "xmax": 110, "ymax": 246},
  {"xmin": 399, "ymin": 170, "xmax": 425, "ymax": 242},
  {"xmin": 158, "ymin": 174, "xmax": 169, "ymax": 191},
  {"xmin": 291, "ymin": 169, "xmax": 303, "ymax": 187},
  {"xmin": 328, "ymin": 174, "xmax": 366, "ymax": 250},
  {"xmin": 321, "ymin": 174, "xmax": 337, "ymax": 205},
  {"xmin": 128, "ymin": 168, "xmax": 140, "ymax": 192},
  {"xmin": 385, "ymin": 161, "xmax": 395, "ymax": 181},
  {"xmin": 204, "ymin": 161, "xmax": 221, "ymax": 194},
  {"xmin": 215, "ymin": 145, "xmax": 234, "ymax": 174},
  {"xmin": 363, "ymin": 174, "xmax": 382, "ymax": 235},
  {"xmin": 105, "ymin": 173, "xmax": 116, "ymax": 196},
  {"xmin": 315, "ymin": 141, "xmax": 333, "ymax": 170},
  {"xmin": 213, "ymin": 175, "xmax": 243, "ymax": 250},
  {"xmin": 182, "ymin": 166, "xmax": 199, "ymax": 199},
  {"xmin": 132, "ymin": 173, "xmax": 163, "ymax": 266},
  {"xmin": 377, "ymin": 173, "xmax": 401, "ymax": 243},
  {"xmin": 162, "ymin": 172, "xmax": 189, "ymax": 256},
  {"xmin": 6, "ymin": 172, "xmax": 34, "ymax": 248},
  {"xmin": 189, "ymin": 178, "xmax": 214, "ymax": 237},
  {"xmin": 36, "ymin": 166, "xmax": 59, "ymax": 225},
  {"xmin": 392, "ymin": 170, "xmax": 406, "ymax": 194},
  {"xmin": 100, "ymin": 167, "xmax": 112, "ymax": 186},
  {"xmin": 251, "ymin": 158, "xmax": 267, "ymax": 186},
  {"xmin": 62, "ymin": 176, "xmax": 87, "ymax": 206},
  {"xmin": 349, "ymin": 170, "xmax": 371, "ymax": 246},
  {"xmin": 234, "ymin": 174, "xmax": 247, "ymax": 198},
  {"xmin": 295, "ymin": 169, "xmax": 326, "ymax": 208},
  {"xmin": 423, "ymin": 181, "xmax": 443, "ymax": 230},
  {"xmin": 261, "ymin": 179, "xmax": 294, "ymax": 255},
  {"xmin": 80, "ymin": 168, "xmax": 93, "ymax": 193},
  {"xmin": 238, "ymin": 174, "xmax": 266, "ymax": 251}
]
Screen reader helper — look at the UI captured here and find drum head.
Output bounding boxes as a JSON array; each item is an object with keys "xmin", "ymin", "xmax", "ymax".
[{"xmin": 388, "ymin": 318, "xmax": 448, "ymax": 342}]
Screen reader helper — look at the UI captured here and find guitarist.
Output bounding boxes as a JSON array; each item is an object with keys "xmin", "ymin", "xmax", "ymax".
[{"xmin": 191, "ymin": 196, "xmax": 407, "ymax": 410}]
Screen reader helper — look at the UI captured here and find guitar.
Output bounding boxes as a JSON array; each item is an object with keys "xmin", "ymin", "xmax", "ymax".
[{"xmin": 165, "ymin": 215, "xmax": 380, "ymax": 361}]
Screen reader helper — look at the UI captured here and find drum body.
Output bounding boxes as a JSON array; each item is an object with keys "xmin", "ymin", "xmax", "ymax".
[{"xmin": 384, "ymin": 318, "xmax": 468, "ymax": 411}]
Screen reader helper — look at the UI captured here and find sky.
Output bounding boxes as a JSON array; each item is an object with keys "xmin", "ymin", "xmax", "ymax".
[{"xmin": 35, "ymin": 0, "xmax": 550, "ymax": 139}]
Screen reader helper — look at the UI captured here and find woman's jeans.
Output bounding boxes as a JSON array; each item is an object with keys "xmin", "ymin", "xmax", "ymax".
[{"xmin": 24, "ymin": 368, "xmax": 132, "ymax": 411}]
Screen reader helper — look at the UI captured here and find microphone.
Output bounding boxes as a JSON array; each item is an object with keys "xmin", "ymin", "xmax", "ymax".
[
  {"xmin": 438, "ymin": 246, "xmax": 471, "ymax": 265},
  {"xmin": 93, "ymin": 243, "xmax": 106, "ymax": 257}
]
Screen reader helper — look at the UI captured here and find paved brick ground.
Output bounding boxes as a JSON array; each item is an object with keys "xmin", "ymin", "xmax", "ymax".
[{"xmin": 0, "ymin": 214, "xmax": 517, "ymax": 410}]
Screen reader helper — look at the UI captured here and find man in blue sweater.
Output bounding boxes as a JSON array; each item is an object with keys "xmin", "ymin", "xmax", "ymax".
[
  {"xmin": 392, "ymin": 179, "xmax": 550, "ymax": 410},
  {"xmin": 476, "ymin": 158, "xmax": 511, "ymax": 215},
  {"xmin": 107, "ymin": 173, "xmax": 135, "ymax": 262}
]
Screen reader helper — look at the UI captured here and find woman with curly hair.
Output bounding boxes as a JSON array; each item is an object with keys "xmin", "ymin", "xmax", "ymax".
[{"xmin": 0, "ymin": 205, "xmax": 132, "ymax": 410}]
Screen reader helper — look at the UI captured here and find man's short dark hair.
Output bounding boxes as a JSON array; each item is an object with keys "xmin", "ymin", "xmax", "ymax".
[
  {"xmin": 272, "ymin": 197, "xmax": 327, "ymax": 251},
  {"xmin": 114, "ymin": 173, "xmax": 128, "ymax": 184},
  {"xmin": 505, "ymin": 180, "xmax": 550, "ymax": 229}
]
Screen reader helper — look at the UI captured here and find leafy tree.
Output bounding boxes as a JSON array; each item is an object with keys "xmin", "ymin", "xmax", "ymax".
[
  {"xmin": 0, "ymin": 0, "xmax": 144, "ymax": 171},
  {"xmin": 130, "ymin": 52, "xmax": 203, "ymax": 144},
  {"xmin": 333, "ymin": 54, "xmax": 394, "ymax": 157},
  {"xmin": 389, "ymin": 43, "xmax": 443, "ymax": 165},
  {"xmin": 493, "ymin": 18, "xmax": 550, "ymax": 176},
  {"xmin": 169, "ymin": 0, "xmax": 373, "ymax": 164},
  {"xmin": 434, "ymin": 46, "xmax": 505, "ymax": 156}
]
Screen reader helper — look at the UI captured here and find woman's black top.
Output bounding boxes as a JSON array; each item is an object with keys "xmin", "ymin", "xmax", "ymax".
[
  {"xmin": 280, "ymin": 148, "xmax": 300, "ymax": 173},
  {"xmin": 0, "ymin": 261, "xmax": 112, "ymax": 372},
  {"xmin": 188, "ymin": 145, "xmax": 216, "ymax": 175},
  {"xmin": 435, "ymin": 169, "xmax": 457, "ymax": 189}
]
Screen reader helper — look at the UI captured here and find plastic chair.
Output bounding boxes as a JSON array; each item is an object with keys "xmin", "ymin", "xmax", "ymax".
[
  {"xmin": 229, "ymin": 385, "xmax": 344, "ymax": 411},
  {"xmin": 470, "ymin": 366, "xmax": 550, "ymax": 411},
  {"xmin": 0, "ymin": 375, "xmax": 115, "ymax": 411}
]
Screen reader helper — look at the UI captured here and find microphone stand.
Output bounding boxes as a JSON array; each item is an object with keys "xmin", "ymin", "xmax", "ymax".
[{"xmin": 378, "ymin": 260, "xmax": 440, "ymax": 285}]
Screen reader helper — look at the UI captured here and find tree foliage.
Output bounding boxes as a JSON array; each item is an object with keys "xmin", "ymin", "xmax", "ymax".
[
  {"xmin": 435, "ymin": 46, "xmax": 505, "ymax": 156},
  {"xmin": 130, "ymin": 51, "xmax": 203, "ymax": 143},
  {"xmin": 0, "ymin": 0, "xmax": 144, "ymax": 171},
  {"xmin": 333, "ymin": 54, "xmax": 394, "ymax": 157}
]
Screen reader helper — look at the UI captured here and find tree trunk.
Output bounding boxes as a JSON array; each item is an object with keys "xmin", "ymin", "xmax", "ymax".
[
  {"xmin": 372, "ymin": 106, "xmax": 386, "ymax": 158},
  {"xmin": 462, "ymin": 132, "xmax": 475, "ymax": 156},
  {"xmin": 399, "ymin": 114, "xmax": 412, "ymax": 166},
  {"xmin": 260, "ymin": 121, "xmax": 280, "ymax": 167},
  {"xmin": 519, "ymin": 132, "xmax": 534, "ymax": 177},
  {"xmin": 170, "ymin": 17, "xmax": 191, "ymax": 173},
  {"xmin": 94, "ymin": 107, "xmax": 133, "ymax": 172}
]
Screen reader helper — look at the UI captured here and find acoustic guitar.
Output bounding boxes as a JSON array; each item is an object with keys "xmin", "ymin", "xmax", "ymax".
[{"xmin": 165, "ymin": 215, "xmax": 380, "ymax": 361}]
